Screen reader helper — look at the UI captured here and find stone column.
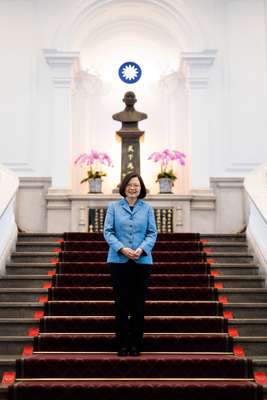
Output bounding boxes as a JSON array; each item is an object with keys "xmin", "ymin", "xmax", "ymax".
[
  {"xmin": 180, "ymin": 49, "xmax": 217, "ymax": 190},
  {"xmin": 44, "ymin": 49, "xmax": 79, "ymax": 189}
]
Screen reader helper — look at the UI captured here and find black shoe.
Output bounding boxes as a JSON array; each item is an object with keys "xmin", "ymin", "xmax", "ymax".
[
  {"xmin": 117, "ymin": 347, "xmax": 128, "ymax": 357},
  {"xmin": 129, "ymin": 346, "xmax": 140, "ymax": 356}
]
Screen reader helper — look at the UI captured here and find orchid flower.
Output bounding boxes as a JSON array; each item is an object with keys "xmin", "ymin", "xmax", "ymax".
[
  {"xmin": 74, "ymin": 150, "xmax": 114, "ymax": 183},
  {"xmin": 148, "ymin": 148, "xmax": 186, "ymax": 182}
]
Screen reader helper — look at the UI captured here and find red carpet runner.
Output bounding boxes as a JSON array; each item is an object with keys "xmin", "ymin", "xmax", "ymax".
[{"xmin": 8, "ymin": 232, "xmax": 263, "ymax": 400}]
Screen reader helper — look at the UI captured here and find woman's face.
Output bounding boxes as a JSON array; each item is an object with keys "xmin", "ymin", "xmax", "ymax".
[{"xmin": 125, "ymin": 177, "xmax": 141, "ymax": 200}]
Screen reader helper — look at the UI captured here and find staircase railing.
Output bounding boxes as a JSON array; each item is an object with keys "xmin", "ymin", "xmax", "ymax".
[
  {"xmin": 0, "ymin": 164, "xmax": 19, "ymax": 274},
  {"xmin": 244, "ymin": 162, "xmax": 267, "ymax": 273}
]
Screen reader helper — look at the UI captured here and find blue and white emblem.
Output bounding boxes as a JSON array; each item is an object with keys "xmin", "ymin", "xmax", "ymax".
[{"xmin": 118, "ymin": 62, "xmax": 142, "ymax": 84}]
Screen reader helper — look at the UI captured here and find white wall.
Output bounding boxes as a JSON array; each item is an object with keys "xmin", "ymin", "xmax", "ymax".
[
  {"xmin": 0, "ymin": 1, "xmax": 53, "ymax": 177},
  {"xmin": 0, "ymin": 0, "xmax": 267, "ymax": 193},
  {"xmin": 212, "ymin": 0, "xmax": 267, "ymax": 177}
]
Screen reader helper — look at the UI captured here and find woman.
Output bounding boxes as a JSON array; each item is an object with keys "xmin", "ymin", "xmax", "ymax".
[{"xmin": 103, "ymin": 172, "xmax": 157, "ymax": 356}]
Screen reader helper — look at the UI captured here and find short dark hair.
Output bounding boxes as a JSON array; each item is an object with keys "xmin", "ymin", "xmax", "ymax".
[{"xmin": 119, "ymin": 172, "xmax": 147, "ymax": 199}]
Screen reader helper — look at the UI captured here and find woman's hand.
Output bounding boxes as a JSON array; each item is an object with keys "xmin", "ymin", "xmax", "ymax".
[
  {"xmin": 133, "ymin": 248, "xmax": 143, "ymax": 259},
  {"xmin": 121, "ymin": 247, "xmax": 143, "ymax": 260},
  {"xmin": 121, "ymin": 247, "xmax": 137, "ymax": 260}
]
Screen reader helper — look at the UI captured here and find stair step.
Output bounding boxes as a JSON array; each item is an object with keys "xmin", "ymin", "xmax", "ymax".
[
  {"xmin": 5, "ymin": 262, "xmax": 260, "ymax": 276},
  {"xmin": 17, "ymin": 233, "xmax": 246, "ymax": 243},
  {"xmin": 218, "ymin": 288, "xmax": 267, "ymax": 302},
  {"xmin": 225, "ymin": 303, "xmax": 267, "ymax": 318},
  {"xmin": 0, "ymin": 357, "xmax": 16, "ymax": 378},
  {"xmin": 0, "ymin": 276, "xmax": 51, "ymax": 288},
  {"xmin": 208, "ymin": 254, "xmax": 254, "ymax": 263},
  {"xmin": 0, "ymin": 319, "xmax": 39, "ymax": 335},
  {"xmin": 215, "ymin": 276, "xmax": 265, "ymax": 288},
  {"xmin": 0, "ymin": 274, "xmax": 264, "ymax": 288},
  {"xmin": 10, "ymin": 252, "xmax": 255, "ymax": 263},
  {"xmin": 0, "ymin": 334, "xmax": 267, "ymax": 358},
  {"xmin": 16, "ymin": 243, "xmax": 60, "ymax": 252},
  {"xmin": 11, "ymin": 252, "xmax": 57, "ymax": 263},
  {"xmin": 18, "ymin": 233, "xmax": 63, "ymax": 242},
  {"xmin": 16, "ymin": 242, "xmax": 249, "ymax": 253},
  {"xmin": 228, "ymin": 319, "xmax": 267, "ymax": 336},
  {"xmin": 6, "ymin": 263, "xmax": 58, "ymax": 275},
  {"xmin": 0, "ymin": 317, "xmax": 267, "ymax": 336},
  {"xmin": 0, "ymin": 336, "xmax": 33, "ymax": 355},
  {"xmin": 0, "ymin": 383, "xmax": 267, "ymax": 400},
  {"xmin": 238, "ymin": 338, "xmax": 267, "ymax": 358},
  {"xmin": 253, "ymin": 358, "xmax": 267, "ymax": 370},
  {"xmin": 1, "ymin": 350, "xmax": 267, "ymax": 363},
  {"xmin": 0, "ymin": 288, "xmax": 267, "ymax": 302},
  {"xmin": 201, "ymin": 234, "xmax": 247, "ymax": 242},
  {"xmin": 0, "ymin": 289, "xmax": 47, "ymax": 302},
  {"xmin": 211, "ymin": 264, "xmax": 259, "ymax": 275},
  {"xmin": 0, "ymin": 301, "xmax": 267, "ymax": 318},
  {"xmin": 0, "ymin": 303, "xmax": 43, "ymax": 317}
]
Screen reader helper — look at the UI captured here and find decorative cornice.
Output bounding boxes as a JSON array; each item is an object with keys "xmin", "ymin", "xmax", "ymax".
[
  {"xmin": 43, "ymin": 49, "xmax": 80, "ymax": 88},
  {"xmin": 19, "ymin": 177, "xmax": 52, "ymax": 189},
  {"xmin": 180, "ymin": 49, "xmax": 217, "ymax": 89},
  {"xmin": 3, "ymin": 162, "xmax": 35, "ymax": 173},
  {"xmin": 210, "ymin": 177, "xmax": 244, "ymax": 189},
  {"xmin": 225, "ymin": 162, "xmax": 260, "ymax": 173},
  {"xmin": 43, "ymin": 49, "xmax": 79, "ymax": 67}
]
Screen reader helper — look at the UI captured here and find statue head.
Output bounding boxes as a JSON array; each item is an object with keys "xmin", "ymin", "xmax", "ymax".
[{"xmin": 123, "ymin": 91, "xmax": 137, "ymax": 107}]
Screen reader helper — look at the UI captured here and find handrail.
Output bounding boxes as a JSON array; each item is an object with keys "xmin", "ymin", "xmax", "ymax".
[
  {"xmin": 0, "ymin": 164, "xmax": 19, "ymax": 218},
  {"xmin": 246, "ymin": 192, "xmax": 267, "ymax": 227},
  {"xmin": 244, "ymin": 162, "xmax": 267, "ymax": 270},
  {"xmin": 244, "ymin": 162, "xmax": 267, "ymax": 224},
  {"xmin": 0, "ymin": 164, "xmax": 19, "ymax": 274}
]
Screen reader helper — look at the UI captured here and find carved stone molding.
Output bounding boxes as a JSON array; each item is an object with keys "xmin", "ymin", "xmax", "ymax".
[
  {"xmin": 44, "ymin": 49, "xmax": 79, "ymax": 88},
  {"xmin": 180, "ymin": 49, "xmax": 217, "ymax": 89}
]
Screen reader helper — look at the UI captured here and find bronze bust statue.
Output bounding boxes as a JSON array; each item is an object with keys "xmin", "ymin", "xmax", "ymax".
[{"xmin": 112, "ymin": 91, "xmax": 147, "ymax": 131}]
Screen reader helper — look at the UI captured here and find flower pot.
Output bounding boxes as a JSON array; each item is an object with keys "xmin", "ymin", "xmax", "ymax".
[
  {"xmin": 158, "ymin": 178, "xmax": 173, "ymax": 194},
  {"xmin": 89, "ymin": 178, "xmax": 102, "ymax": 193}
]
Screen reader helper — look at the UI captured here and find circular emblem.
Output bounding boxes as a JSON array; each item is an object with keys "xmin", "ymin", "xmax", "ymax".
[{"xmin": 118, "ymin": 62, "xmax": 142, "ymax": 84}]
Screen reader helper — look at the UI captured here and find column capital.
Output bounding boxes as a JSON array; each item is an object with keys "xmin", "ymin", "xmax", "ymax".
[
  {"xmin": 74, "ymin": 70, "xmax": 103, "ymax": 97},
  {"xmin": 43, "ymin": 49, "xmax": 80, "ymax": 88},
  {"xmin": 180, "ymin": 49, "xmax": 217, "ymax": 89}
]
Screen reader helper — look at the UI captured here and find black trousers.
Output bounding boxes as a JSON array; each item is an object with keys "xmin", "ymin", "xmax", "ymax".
[{"xmin": 109, "ymin": 260, "xmax": 151, "ymax": 348}]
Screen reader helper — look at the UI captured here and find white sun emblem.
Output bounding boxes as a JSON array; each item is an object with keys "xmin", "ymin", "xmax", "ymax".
[{"xmin": 122, "ymin": 64, "xmax": 139, "ymax": 81}]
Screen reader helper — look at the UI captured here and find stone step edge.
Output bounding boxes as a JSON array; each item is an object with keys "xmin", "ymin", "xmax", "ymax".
[
  {"xmin": 5, "ymin": 262, "xmax": 259, "ymax": 268},
  {"xmin": 0, "ymin": 274, "xmax": 265, "ymax": 280},
  {"xmin": 0, "ymin": 334, "xmax": 267, "ymax": 340},
  {"xmin": 0, "ymin": 351, "xmax": 265, "ymax": 359},
  {"xmin": 1, "ymin": 288, "xmax": 267, "ymax": 294},
  {"xmin": 0, "ymin": 317, "xmax": 267, "ymax": 323},
  {"xmin": 0, "ymin": 385, "xmax": 266, "ymax": 399},
  {"xmin": 16, "ymin": 241, "xmax": 248, "ymax": 247},
  {"xmin": 17, "ymin": 233, "xmax": 246, "ymax": 237},
  {"xmin": 11, "ymin": 252, "xmax": 254, "ymax": 256},
  {"xmin": 0, "ymin": 301, "xmax": 267, "ymax": 306}
]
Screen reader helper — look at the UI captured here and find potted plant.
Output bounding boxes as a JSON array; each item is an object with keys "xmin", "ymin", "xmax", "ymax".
[
  {"xmin": 74, "ymin": 150, "xmax": 113, "ymax": 193},
  {"xmin": 148, "ymin": 149, "xmax": 186, "ymax": 193}
]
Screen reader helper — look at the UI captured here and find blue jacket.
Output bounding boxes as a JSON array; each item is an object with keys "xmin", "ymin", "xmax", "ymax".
[{"xmin": 103, "ymin": 198, "xmax": 157, "ymax": 264}]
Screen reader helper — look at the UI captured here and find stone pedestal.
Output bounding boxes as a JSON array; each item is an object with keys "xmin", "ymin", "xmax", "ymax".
[{"xmin": 116, "ymin": 130, "xmax": 144, "ymax": 181}]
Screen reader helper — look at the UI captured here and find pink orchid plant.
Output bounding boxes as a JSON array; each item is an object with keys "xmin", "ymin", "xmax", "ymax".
[
  {"xmin": 74, "ymin": 150, "xmax": 113, "ymax": 183},
  {"xmin": 148, "ymin": 149, "xmax": 186, "ymax": 184}
]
